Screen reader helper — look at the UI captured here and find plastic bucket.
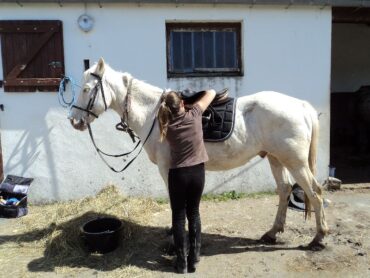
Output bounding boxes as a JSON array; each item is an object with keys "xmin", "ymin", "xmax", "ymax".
[{"xmin": 80, "ymin": 217, "xmax": 123, "ymax": 254}]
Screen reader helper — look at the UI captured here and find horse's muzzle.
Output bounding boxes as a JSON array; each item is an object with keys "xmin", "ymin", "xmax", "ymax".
[{"xmin": 70, "ymin": 118, "xmax": 87, "ymax": 131}]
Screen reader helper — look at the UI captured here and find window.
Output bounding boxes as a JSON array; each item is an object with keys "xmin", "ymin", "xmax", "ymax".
[
  {"xmin": 0, "ymin": 20, "xmax": 64, "ymax": 92},
  {"xmin": 166, "ymin": 22, "xmax": 242, "ymax": 77}
]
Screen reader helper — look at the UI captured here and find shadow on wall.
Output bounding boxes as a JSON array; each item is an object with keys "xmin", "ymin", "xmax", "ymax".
[{"xmin": 2, "ymin": 93, "xmax": 60, "ymax": 198}]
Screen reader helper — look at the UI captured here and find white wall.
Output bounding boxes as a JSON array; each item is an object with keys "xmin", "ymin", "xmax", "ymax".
[
  {"xmin": 0, "ymin": 3, "xmax": 332, "ymax": 202},
  {"xmin": 331, "ymin": 23, "xmax": 370, "ymax": 92}
]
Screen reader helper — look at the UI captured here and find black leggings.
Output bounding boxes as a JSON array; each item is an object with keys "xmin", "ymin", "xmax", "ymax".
[{"xmin": 168, "ymin": 163, "xmax": 205, "ymax": 248}]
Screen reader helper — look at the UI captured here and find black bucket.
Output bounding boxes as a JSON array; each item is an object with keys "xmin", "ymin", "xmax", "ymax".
[{"xmin": 80, "ymin": 217, "xmax": 123, "ymax": 254}]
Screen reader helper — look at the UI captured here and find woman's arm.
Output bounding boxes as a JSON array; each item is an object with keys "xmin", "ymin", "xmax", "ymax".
[{"xmin": 195, "ymin": 89, "xmax": 216, "ymax": 112}]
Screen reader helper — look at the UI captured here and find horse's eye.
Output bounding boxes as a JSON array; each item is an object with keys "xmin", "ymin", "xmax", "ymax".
[{"xmin": 83, "ymin": 87, "xmax": 90, "ymax": 93}]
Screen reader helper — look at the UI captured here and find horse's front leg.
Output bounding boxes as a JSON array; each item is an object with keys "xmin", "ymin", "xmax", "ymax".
[
  {"xmin": 157, "ymin": 159, "xmax": 174, "ymax": 238},
  {"xmin": 154, "ymin": 141, "xmax": 171, "ymax": 189},
  {"xmin": 158, "ymin": 163, "xmax": 169, "ymax": 189},
  {"xmin": 260, "ymin": 155, "xmax": 292, "ymax": 244}
]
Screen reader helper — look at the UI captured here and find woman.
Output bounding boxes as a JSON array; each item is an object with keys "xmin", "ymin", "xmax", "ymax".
[{"xmin": 158, "ymin": 89, "xmax": 216, "ymax": 273}]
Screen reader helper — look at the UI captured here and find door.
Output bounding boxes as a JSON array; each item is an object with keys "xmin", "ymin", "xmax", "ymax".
[{"xmin": 0, "ymin": 130, "xmax": 3, "ymax": 182}]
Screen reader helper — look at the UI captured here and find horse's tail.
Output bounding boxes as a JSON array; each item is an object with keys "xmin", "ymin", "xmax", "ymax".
[
  {"xmin": 308, "ymin": 104, "xmax": 319, "ymax": 178},
  {"xmin": 304, "ymin": 102, "xmax": 320, "ymax": 219}
]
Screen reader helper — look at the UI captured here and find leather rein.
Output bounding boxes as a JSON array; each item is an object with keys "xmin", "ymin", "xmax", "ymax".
[{"xmin": 72, "ymin": 72, "xmax": 157, "ymax": 173}]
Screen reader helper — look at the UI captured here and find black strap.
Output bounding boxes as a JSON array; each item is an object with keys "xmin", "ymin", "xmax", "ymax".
[
  {"xmin": 87, "ymin": 118, "xmax": 156, "ymax": 173},
  {"xmin": 91, "ymin": 73, "xmax": 107, "ymax": 111},
  {"xmin": 116, "ymin": 120, "xmax": 138, "ymax": 143},
  {"xmin": 71, "ymin": 73, "xmax": 103, "ymax": 119},
  {"xmin": 87, "ymin": 124, "xmax": 141, "ymax": 158},
  {"xmin": 71, "ymin": 105, "xmax": 99, "ymax": 118}
]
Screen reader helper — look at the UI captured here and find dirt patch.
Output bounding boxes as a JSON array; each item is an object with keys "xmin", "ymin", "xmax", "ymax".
[{"xmin": 0, "ymin": 186, "xmax": 369, "ymax": 277}]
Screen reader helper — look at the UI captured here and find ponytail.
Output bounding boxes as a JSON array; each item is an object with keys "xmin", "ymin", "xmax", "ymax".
[
  {"xmin": 158, "ymin": 101, "xmax": 171, "ymax": 142},
  {"xmin": 157, "ymin": 91, "xmax": 182, "ymax": 142}
]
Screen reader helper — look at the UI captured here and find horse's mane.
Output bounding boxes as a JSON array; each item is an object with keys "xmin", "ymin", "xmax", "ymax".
[
  {"xmin": 97, "ymin": 63, "xmax": 164, "ymax": 96},
  {"xmin": 125, "ymin": 74, "xmax": 160, "ymax": 93}
]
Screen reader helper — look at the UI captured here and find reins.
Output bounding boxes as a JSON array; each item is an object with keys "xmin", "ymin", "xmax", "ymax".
[
  {"xmin": 87, "ymin": 118, "xmax": 156, "ymax": 173},
  {"xmin": 69, "ymin": 72, "xmax": 159, "ymax": 173}
]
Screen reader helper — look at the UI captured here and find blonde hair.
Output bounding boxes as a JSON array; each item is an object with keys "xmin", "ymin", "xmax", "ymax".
[{"xmin": 158, "ymin": 91, "xmax": 182, "ymax": 141}]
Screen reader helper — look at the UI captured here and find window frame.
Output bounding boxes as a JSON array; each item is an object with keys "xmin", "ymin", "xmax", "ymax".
[{"xmin": 166, "ymin": 22, "xmax": 243, "ymax": 78}]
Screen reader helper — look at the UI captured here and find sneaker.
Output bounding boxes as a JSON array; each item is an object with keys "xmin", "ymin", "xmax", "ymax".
[{"xmin": 288, "ymin": 183, "xmax": 330, "ymax": 212}]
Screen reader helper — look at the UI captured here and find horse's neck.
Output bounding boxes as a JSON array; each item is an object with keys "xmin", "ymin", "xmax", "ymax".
[{"xmin": 111, "ymin": 74, "xmax": 163, "ymax": 139}]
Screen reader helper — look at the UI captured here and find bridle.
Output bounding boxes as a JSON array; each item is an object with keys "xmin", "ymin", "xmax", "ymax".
[
  {"xmin": 71, "ymin": 73, "xmax": 106, "ymax": 119},
  {"xmin": 71, "ymin": 72, "xmax": 157, "ymax": 173}
]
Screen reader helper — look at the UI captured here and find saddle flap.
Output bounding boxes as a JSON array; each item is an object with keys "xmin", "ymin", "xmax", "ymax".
[{"xmin": 202, "ymin": 98, "xmax": 236, "ymax": 142}]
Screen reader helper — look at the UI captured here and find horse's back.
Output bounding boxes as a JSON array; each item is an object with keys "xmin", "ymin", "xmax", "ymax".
[
  {"xmin": 236, "ymin": 91, "xmax": 316, "ymax": 125},
  {"xmin": 238, "ymin": 91, "xmax": 312, "ymax": 111},
  {"xmin": 234, "ymin": 91, "xmax": 317, "ymax": 157}
]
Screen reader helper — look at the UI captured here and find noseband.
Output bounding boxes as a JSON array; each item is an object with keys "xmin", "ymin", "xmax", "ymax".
[{"xmin": 71, "ymin": 73, "xmax": 107, "ymax": 119}]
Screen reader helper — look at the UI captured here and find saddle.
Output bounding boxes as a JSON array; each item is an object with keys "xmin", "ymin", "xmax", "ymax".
[{"xmin": 180, "ymin": 88, "xmax": 236, "ymax": 142}]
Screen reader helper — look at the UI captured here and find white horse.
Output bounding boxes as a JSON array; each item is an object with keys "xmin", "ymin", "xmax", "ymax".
[{"xmin": 69, "ymin": 58, "xmax": 328, "ymax": 250}]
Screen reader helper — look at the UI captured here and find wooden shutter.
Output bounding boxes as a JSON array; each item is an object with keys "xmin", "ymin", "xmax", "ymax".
[{"xmin": 0, "ymin": 20, "xmax": 64, "ymax": 92}]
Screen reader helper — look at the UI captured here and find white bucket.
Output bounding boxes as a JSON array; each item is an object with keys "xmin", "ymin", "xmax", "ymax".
[{"xmin": 329, "ymin": 166, "xmax": 336, "ymax": 177}]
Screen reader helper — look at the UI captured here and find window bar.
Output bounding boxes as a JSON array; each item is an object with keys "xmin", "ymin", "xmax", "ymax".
[
  {"xmin": 232, "ymin": 32, "xmax": 237, "ymax": 67},
  {"xmin": 180, "ymin": 32, "xmax": 184, "ymax": 71},
  {"xmin": 213, "ymin": 32, "xmax": 216, "ymax": 68},
  {"xmin": 223, "ymin": 32, "xmax": 226, "ymax": 67},
  {"xmin": 170, "ymin": 32, "xmax": 174, "ymax": 71},
  {"xmin": 201, "ymin": 32, "xmax": 205, "ymax": 68},
  {"xmin": 191, "ymin": 32, "xmax": 195, "ymax": 72}
]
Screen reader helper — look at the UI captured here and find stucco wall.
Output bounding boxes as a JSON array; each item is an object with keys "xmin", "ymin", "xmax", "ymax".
[{"xmin": 0, "ymin": 3, "xmax": 332, "ymax": 202}]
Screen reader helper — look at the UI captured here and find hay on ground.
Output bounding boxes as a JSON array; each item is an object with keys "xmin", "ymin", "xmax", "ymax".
[{"xmin": 0, "ymin": 184, "xmax": 164, "ymax": 276}]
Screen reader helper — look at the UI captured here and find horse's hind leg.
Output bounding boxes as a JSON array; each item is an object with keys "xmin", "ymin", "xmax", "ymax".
[
  {"xmin": 260, "ymin": 155, "xmax": 292, "ymax": 244},
  {"xmin": 288, "ymin": 164, "xmax": 329, "ymax": 250}
]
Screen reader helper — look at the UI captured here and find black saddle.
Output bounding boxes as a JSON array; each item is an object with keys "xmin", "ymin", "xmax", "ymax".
[
  {"xmin": 202, "ymin": 97, "xmax": 236, "ymax": 142},
  {"xmin": 180, "ymin": 88, "xmax": 236, "ymax": 142},
  {"xmin": 180, "ymin": 88, "xmax": 229, "ymax": 105}
]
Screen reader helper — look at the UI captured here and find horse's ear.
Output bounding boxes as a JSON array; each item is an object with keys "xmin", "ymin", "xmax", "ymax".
[{"xmin": 96, "ymin": 57, "xmax": 105, "ymax": 76}]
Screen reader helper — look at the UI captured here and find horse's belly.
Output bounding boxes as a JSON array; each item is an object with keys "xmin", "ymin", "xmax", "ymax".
[
  {"xmin": 205, "ymin": 141, "xmax": 257, "ymax": 171},
  {"xmin": 204, "ymin": 108, "xmax": 259, "ymax": 171}
]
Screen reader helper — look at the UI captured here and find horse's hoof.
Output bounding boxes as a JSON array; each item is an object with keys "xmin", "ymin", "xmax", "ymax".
[
  {"xmin": 260, "ymin": 233, "xmax": 277, "ymax": 245},
  {"xmin": 307, "ymin": 240, "xmax": 326, "ymax": 251}
]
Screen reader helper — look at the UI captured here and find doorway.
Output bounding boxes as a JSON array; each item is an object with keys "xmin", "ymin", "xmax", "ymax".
[
  {"xmin": 330, "ymin": 7, "xmax": 370, "ymax": 183},
  {"xmin": 0, "ymin": 131, "xmax": 3, "ymax": 182}
]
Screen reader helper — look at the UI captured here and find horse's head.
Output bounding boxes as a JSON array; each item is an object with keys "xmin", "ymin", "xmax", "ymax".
[{"xmin": 69, "ymin": 58, "xmax": 112, "ymax": 131}]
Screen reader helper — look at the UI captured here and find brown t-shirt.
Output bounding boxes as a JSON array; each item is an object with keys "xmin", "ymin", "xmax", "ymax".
[{"xmin": 166, "ymin": 104, "xmax": 209, "ymax": 169}]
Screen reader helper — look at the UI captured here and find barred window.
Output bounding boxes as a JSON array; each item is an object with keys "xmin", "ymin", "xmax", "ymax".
[{"xmin": 166, "ymin": 22, "xmax": 242, "ymax": 77}]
